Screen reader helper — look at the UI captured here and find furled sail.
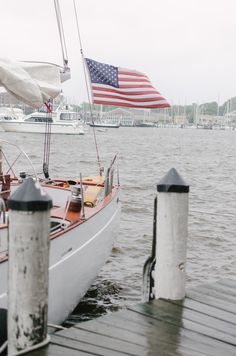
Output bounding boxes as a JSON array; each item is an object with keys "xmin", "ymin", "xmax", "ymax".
[{"xmin": 0, "ymin": 58, "xmax": 70, "ymax": 108}]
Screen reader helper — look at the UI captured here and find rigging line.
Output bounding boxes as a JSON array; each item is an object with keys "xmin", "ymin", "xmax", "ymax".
[
  {"xmin": 54, "ymin": 0, "xmax": 68, "ymax": 65},
  {"xmin": 73, "ymin": 0, "xmax": 103, "ymax": 176},
  {"xmin": 43, "ymin": 101, "xmax": 53, "ymax": 179}
]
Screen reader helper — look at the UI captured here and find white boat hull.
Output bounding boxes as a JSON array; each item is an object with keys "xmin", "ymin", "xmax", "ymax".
[
  {"xmin": 48, "ymin": 194, "xmax": 120, "ymax": 324},
  {"xmin": 0, "ymin": 121, "xmax": 85, "ymax": 135}
]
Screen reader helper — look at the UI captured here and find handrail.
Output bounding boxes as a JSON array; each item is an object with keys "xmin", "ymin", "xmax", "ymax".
[{"xmin": 104, "ymin": 155, "xmax": 118, "ymax": 196}]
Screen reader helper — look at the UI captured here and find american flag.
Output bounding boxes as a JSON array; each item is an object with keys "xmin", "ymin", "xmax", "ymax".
[{"xmin": 85, "ymin": 58, "xmax": 170, "ymax": 109}]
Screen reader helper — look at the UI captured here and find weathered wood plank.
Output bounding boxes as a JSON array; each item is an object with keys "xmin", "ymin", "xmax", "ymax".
[
  {"xmin": 199, "ymin": 282, "xmax": 236, "ymax": 297},
  {"xmin": 171, "ymin": 297, "xmax": 236, "ymax": 324},
  {"xmin": 189, "ymin": 285, "xmax": 236, "ymax": 303},
  {"xmin": 23, "ymin": 344, "xmax": 89, "ymax": 356},
  {"xmin": 98, "ymin": 308, "xmax": 236, "ymax": 355},
  {"xmin": 129, "ymin": 300, "xmax": 236, "ymax": 345},
  {"xmin": 24, "ymin": 279, "xmax": 236, "ymax": 356},
  {"xmin": 54, "ymin": 330, "xmax": 203, "ymax": 356},
  {"xmin": 74, "ymin": 312, "xmax": 234, "ymax": 356},
  {"xmin": 156, "ymin": 300, "xmax": 236, "ymax": 337},
  {"xmin": 74, "ymin": 318, "xmax": 207, "ymax": 355},
  {"xmin": 52, "ymin": 334, "xmax": 124, "ymax": 356},
  {"xmin": 187, "ymin": 289, "xmax": 236, "ymax": 314},
  {"xmin": 55, "ymin": 327, "xmax": 148, "ymax": 355}
]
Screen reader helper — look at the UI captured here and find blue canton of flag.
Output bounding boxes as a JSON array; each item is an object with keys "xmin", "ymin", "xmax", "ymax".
[{"xmin": 86, "ymin": 58, "xmax": 118, "ymax": 88}]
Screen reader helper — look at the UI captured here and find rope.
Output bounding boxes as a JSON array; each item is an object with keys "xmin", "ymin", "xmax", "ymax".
[
  {"xmin": 54, "ymin": 0, "xmax": 68, "ymax": 66},
  {"xmin": 73, "ymin": 0, "xmax": 103, "ymax": 175},
  {"xmin": 4, "ymin": 335, "xmax": 51, "ymax": 356},
  {"xmin": 43, "ymin": 101, "xmax": 53, "ymax": 179}
]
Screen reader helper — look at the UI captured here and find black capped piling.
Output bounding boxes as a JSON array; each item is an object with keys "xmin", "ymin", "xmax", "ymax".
[
  {"xmin": 8, "ymin": 177, "xmax": 52, "ymax": 355},
  {"xmin": 154, "ymin": 168, "xmax": 189, "ymax": 300}
]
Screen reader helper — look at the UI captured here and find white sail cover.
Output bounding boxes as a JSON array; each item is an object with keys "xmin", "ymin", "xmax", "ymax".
[{"xmin": 0, "ymin": 58, "xmax": 66, "ymax": 108}]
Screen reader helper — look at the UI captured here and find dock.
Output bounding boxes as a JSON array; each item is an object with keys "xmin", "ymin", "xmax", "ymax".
[{"xmin": 26, "ymin": 278, "xmax": 236, "ymax": 356}]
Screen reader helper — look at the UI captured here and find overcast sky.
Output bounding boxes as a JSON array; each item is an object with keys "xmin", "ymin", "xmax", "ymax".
[{"xmin": 1, "ymin": 0, "xmax": 236, "ymax": 106}]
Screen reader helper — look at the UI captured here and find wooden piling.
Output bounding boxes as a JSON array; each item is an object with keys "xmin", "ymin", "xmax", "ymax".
[
  {"xmin": 154, "ymin": 168, "xmax": 189, "ymax": 300},
  {"xmin": 8, "ymin": 177, "xmax": 52, "ymax": 355}
]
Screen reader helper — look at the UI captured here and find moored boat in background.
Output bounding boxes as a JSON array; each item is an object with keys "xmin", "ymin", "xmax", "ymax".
[
  {"xmin": 0, "ymin": 107, "xmax": 85, "ymax": 135},
  {"xmin": 89, "ymin": 120, "xmax": 120, "ymax": 128}
]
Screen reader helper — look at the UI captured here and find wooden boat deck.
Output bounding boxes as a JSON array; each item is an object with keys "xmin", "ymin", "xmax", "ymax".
[{"xmin": 23, "ymin": 279, "xmax": 236, "ymax": 355}]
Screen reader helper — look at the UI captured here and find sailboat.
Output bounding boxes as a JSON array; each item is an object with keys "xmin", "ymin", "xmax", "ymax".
[
  {"xmin": 89, "ymin": 120, "xmax": 120, "ymax": 128},
  {"xmin": 0, "ymin": 139, "xmax": 120, "ymax": 325},
  {"xmin": 0, "ymin": 0, "xmax": 121, "ymax": 333}
]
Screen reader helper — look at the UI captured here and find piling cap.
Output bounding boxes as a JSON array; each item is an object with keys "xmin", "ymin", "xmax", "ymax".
[
  {"xmin": 157, "ymin": 168, "xmax": 189, "ymax": 193},
  {"xmin": 8, "ymin": 177, "xmax": 52, "ymax": 211}
]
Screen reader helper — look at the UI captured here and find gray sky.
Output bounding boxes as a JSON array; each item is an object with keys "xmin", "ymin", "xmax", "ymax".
[{"xmin": 1, "ymin": 0, "xmax": 236, "ymax": 105}]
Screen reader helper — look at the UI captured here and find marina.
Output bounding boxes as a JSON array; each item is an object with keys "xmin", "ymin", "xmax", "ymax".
[
  {"xmin": 1, "ymin": 0, "xmax": 236, "ymax": 354},
  {"xmin": 0, "ymin": 127, "xmax": 235, "ymax": 319},
  {"xmin": 1, "ymin": 152, "xmax": 236, "ymax": 354},
  {"xmin": 0, "ymin": 122, "xmax": 236, "ymax": 354}
]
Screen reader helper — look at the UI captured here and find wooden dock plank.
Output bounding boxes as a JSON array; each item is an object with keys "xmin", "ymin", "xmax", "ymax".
[
  {"xmin": 171, "ymin": 297, "xmax": 236, "ymax": 324},
  {"xmin": 22, "ymin": 344, "xmax": 89, "ymax": 356},
  {"xmin": 76, "ymin": 310, "xmax": 233, "ymax": 356},
  {"xmin": 129, "ymin": 301, "xmax": 236, "ymax": 345},
  {"xmin": 189, "ymin": 285, "xmax": 236, "ymax": 303},
  {"xmin": 187, "ymin": 289, "xmax": 236, "ymax": 314},
  {"xmin": 52, "ymin": 334, "xmax": 124, "ymax": 356},
  {"xmin": 102, "ymin": 312, "xmax": 236, "ymax": 350},
  {"xmin": 54, "ymin": 326, "xmax": 149, "ymax": 355},
  {"xmin": 73, "ymin": 317, "xmax": 208, "ymax": 356},
  {"xmin": 57, "ymin": 326, "xmax": 205, "ymax": 356},
  {"xmin": 24, "ymin": 279, "xmax": 236, "ymax": 355},
  {"xmin": 152, "ymin": 299, "xmax": 236, "ymax": 337}
]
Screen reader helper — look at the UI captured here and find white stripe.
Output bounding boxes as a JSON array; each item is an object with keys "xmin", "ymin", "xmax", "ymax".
[
  {"xmin": 94, "ymin": 97, "xmax": 169, "ymax": 106},
  {"xmin": 92, "ymin": 90, "xmax": 165, "ymax": 100},
  {"xmin": 118, "ymin": 67, "xmax": 145, "ymax": 76},
  {"xmin": 92, "ymin": 84, "xmax": 156, "ymax": 93}
]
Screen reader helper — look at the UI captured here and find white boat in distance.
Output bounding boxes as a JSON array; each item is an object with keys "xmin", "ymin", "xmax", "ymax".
[
  {"xmin": 89, "ymin": 120, "xmax": 120, "ymax": 128},
  {"xmin": 0, "ymin": 107, "xmax": 85, "ymax": 135}
]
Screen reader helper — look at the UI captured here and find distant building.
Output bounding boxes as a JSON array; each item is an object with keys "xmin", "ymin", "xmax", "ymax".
[{"xmin": 102, "ymin": 108, "xmax": 134, "ymax": 126}]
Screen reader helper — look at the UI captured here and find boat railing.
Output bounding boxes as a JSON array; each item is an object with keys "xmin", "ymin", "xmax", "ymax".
[{"xmin": 104, "ymin": 154, "xmax": 119, "ymax": 196}]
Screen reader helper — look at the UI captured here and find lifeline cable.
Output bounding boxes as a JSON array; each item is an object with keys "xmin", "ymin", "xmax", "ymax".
[{"xmin": 43, "ymin": 101, "xmax": 53, "ymax": 179}]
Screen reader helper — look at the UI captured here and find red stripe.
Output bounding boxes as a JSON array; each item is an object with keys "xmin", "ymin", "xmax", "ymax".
[
  {"xmin": 118, "ymin": 77, "xmax": 150, "ymax": 83},
  {"xmin": 94, "ymin": 99, "xmax": 170, "ymax": 108},
  {"xmin": 92, "ymin": 86, "xmax": 160, "ymax": 96},
  {"xmin": 93, "ymin": 93, "xmax": 167, "ymax": 103}
]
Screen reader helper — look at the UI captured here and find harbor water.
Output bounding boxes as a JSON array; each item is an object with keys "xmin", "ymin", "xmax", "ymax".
[{"xmin": 2, "ymin": 127, "xmax": 236, "ymax": 324}]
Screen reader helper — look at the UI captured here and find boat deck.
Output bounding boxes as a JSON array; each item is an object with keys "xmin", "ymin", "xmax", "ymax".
[{"xmin": 26, "ymin": 278, "xmax": 236, "ymax": 355}]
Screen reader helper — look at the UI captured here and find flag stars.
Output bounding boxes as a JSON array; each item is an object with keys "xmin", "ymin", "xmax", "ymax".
[{"xmin": 86, "ymin": 58, "xmax": 119, "ymax": 88}]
